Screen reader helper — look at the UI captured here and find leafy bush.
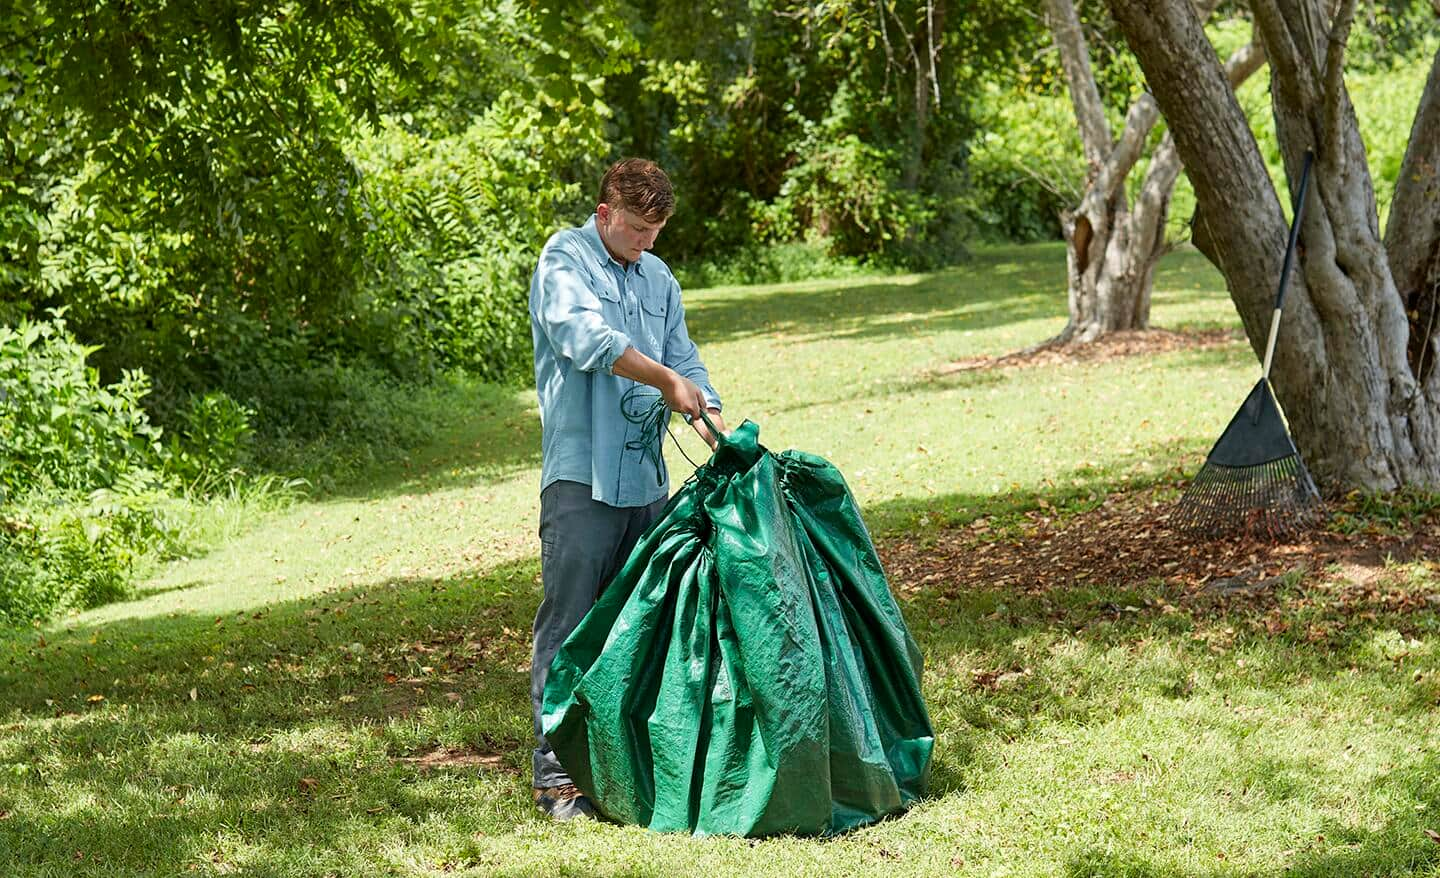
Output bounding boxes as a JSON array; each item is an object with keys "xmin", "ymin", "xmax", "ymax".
[
  {"xmin": 0, "ymin": 470, "xmax": 177, "ymax": 625},
  {"xmin": 673, "ymin": 237, "xmax": 869, "ymax": 289},
  {"xmin": 965, "ymin": 84, "xmax": 1082, "ymax": 243},
  {"xmin": 0, "ymin": 314, "xmax": 166, "ymax": 501},
  {"xmin": 0, "ymin": 525, "xmax": 125, "ymax": 626},
  {"xmin": 0, "ymin": 316, "xmax": 243, "ymax": 624},
  {"xmin": 353, "ymin": 93, "xmax": 599, "ymax": 385},
  {"xmin": 167, "ymin": 390, "xmax": 256, "ymax": 491}
]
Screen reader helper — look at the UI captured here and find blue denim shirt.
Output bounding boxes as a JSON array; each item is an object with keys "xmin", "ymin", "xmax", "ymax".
[{"xmin": 530, "ymin": 214, "xmax": 721, "ymax": 508}]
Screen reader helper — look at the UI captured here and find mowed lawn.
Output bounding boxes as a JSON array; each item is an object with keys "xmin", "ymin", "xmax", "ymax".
[{"xmin": 3, "ymin": 243, "xmax": 1438, "ymax": 877}]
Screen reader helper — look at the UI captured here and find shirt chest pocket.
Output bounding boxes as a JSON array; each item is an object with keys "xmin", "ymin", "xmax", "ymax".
[
  {"xmin": 589, "ymin": 269, "xmax": 624, "ymax": 318},
  {"xmin": 637, "ymin": 290, "xmax": 668, "ymax": 356}
]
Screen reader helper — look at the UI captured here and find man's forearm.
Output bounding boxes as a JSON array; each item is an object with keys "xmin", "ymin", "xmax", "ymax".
[
  {"xmin": 610, "ymin": 346, "xmax": 672, "ymax": 388},
  {"xmin": 612, "ymin": 346, "xmax": 717, "ymax": 422}
]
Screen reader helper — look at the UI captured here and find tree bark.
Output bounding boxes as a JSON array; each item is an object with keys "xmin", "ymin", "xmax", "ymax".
[{"xmin": 1108, "ymin": 0, "xmax": 1440, "ymax": 490}]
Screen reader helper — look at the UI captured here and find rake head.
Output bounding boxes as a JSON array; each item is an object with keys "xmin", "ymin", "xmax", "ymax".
[{"xmin": 1174, "ymin": 379, "xmax": 1323, "ymax": 539}]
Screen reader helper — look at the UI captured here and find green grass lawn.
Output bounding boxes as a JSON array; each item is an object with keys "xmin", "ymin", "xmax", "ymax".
[{"xmin": 3, "ymin": 244, "xmax": 1439, "ymax": 877}]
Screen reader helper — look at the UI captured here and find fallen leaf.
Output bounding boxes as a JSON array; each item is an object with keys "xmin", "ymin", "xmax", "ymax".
[{"xmin": 396, "ymin": 747, "xmax": 511, "ymax": 772}]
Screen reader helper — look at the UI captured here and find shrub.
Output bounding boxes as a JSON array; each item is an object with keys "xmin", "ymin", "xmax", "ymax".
[
  {"xmin": 166, "ymin": 390, "xmax": 256, "ymax": 492},
  {"xmin": 0, "ymin": 315, "xmax": 191, "ymax": 623},
  {"xmin": 0, "ymin": 313, "xmax": 167, "ymax": 501}
]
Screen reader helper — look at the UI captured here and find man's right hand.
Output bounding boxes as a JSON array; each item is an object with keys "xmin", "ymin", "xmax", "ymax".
[
  {"xmin": 612, "ymin": 346, "xmax": 708, "ymax": 421},
  {"xmin": 662, "ymin": 373, "xmax": 706, "ymax": 422}
]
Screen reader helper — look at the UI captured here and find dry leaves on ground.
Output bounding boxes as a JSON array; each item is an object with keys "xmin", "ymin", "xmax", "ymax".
[
  {"xmin": 937, "ymin": 328, "xmax": 1241, "ymax": 375},
  {"xmin": 394, "ymin": 747, "xmax": 513, "ymax": 773},
  {"xmin": 880, "ymin": 486, "xmax": 1440, "ymax": 613}
]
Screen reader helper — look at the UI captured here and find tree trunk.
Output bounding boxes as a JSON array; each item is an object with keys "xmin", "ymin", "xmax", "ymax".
[
  {"xmin": 1055, "ymin": 179, "xmax": 1158, "ymax": 344},
  {"xmin": 1108, "ymin": 0, "xmax": 1440, "ymax": 490},
  {"xmin": 904, "ymin": 0, "xmax": 946, "ymax": 190},
  {"xmin": 1046, "ymin": 0, "xmax": 1262, "ymax": 344}
]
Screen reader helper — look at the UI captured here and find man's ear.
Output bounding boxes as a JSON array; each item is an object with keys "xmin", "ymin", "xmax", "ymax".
[{"xmin": 596, "ymin": 203, "xmax": 612, "ymax": 223}]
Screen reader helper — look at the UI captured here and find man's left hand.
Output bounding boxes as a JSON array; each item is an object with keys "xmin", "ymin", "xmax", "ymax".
[{"xmin": 693, "ymin": 409, "xmax": 726, "ymax": 450}]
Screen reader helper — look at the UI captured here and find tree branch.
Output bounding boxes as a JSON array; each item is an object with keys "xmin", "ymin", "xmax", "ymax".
[
  {"xmin": 1092, "ymin": 97, "xmax": 1160, "ymax": 205},
  {"xmin": 1384, "ymin": 46, "xmax": 1440, "ymax": 298},
  {"xmin": 1250, "ymin": 0, "xmax": 1325, "ymax": 115},
  {"xmin": 1107, "ymin": 0, "xmax": 1316, "ymax": 352},
  {"xmin": 1225, "ymin": 28, "xmax": 1268, "ymax": 87},
  {"xmin": 1046, "ymin": 0, "xmax": 1112, "ymax": 168},
  {"xmin": 1323, "ymin": 0, "xmax": 1358, "ymax": 178}
]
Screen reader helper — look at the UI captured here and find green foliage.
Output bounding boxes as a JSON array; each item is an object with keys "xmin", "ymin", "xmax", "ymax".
[
  {"xmin": 355, "ymin": 95, "xmax": 594, "ymax": 383},
  {"xmin": 966, "ymin": 85, "xmax": 1082, "ymax": 242},
  {"xmin": 0, "ymin": 314, "xmax": 165, "ymax": 500},
  {"xmin": 673, "ymin": 239, "xmax": 869, "ymax": 289},
  {"xmin": 613, "ymin": 0, "xmax": 1010, "ymax": 271},
  {"xmin": 167, "ymin": 391, "xmax": 257, "ymax": 492},
  {"xmin": 0, "ymin": 518, "xmax": 126, "ymax": 625},
  {"xmin": 760, "ymin": 84, "xmax": 964, "ymax": 266},
  {"xmin": 1342, "ymin": 0, "xmax": 1440, "ymax": 71},
  {"xmin": 224, "ymin": 360, "xmax": 470, "ymax": 493},
  {"xmin": 0, "ymin": 467, "xmax": 180, "ymax": 625},
  {"xmin": 1, "ymin": 0, "xmax": 413, "ymax": 390},
  {"xmin": 0, "ymin": 316, "xmax": 253, "ymax": 624}
]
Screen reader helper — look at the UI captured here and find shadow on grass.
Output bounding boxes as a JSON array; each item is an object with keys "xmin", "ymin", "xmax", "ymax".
[
  {"xmin": 686, "ymin": 245, "xmax": 1226, "ymax": 352},
  {"xmin": 0, "ymin": 558, "xmax": 544, "ymax": 874},
  {"xmin": 858, "ymin": 435, "xmax": 1205, "ymax": 539},
  {"xmin": 686, "ymin": 249, "xmax": 1065, "ymax": 348}
]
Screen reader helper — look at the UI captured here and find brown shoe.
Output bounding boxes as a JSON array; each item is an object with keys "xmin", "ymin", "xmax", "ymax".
[{"xmin": 533, "ymin": 783, "xmax": 596, "ymax": 821}]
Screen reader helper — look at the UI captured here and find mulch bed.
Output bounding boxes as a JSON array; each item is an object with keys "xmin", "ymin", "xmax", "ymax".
[
  {"xmin": 879, "ymin": 486, "xmax": 1440, "ymax": 604},
  {"xmin": 937, "ymin": 327, "xmax": 1243, "ymax": 374}
]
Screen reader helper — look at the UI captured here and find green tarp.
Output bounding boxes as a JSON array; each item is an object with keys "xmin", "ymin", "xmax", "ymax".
[{"xmin": 542, "ymin": 417, "xmax": 934, "ymax": 836}]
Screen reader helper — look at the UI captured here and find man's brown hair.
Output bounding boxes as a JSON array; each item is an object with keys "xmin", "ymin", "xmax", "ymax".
[{"xmin": 599, "ymin": 158, "xmax": 675, "ymax": 222}]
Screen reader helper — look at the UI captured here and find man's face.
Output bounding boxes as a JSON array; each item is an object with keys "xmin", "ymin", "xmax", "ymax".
[{"xmin": 597, "ymin": 204, "xmax": 667, "ymax": 264}]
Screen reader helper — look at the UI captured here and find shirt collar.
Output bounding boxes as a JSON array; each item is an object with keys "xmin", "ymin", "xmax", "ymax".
[{"xmin": 581, "ymin": 214, "xmax": 646, "ymax": 276}]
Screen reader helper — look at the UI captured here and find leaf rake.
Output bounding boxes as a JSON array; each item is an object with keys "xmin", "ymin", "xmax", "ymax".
[{"xmin": 1174, "ymin": 150, "xmax": 1323, "ymax": 540}]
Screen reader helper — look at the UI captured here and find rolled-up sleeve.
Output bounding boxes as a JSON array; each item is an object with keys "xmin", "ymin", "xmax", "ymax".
[
  {"xmin": 532, "ymin": 243, "xmax": 631, "ymax": 373},
  {"xmin": 661, "ymin": 277, "xmax": 722, "ymax": 411}
]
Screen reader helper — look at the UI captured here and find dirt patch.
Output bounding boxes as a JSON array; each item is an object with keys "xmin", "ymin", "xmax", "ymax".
[
  {"xmin": 394, "ymin": 746, "xmax": 513, "ymax": 773},
  {"xmin": 880, "ymin": 486, "xmax": 1440, "ymax": 602},
  {"xmin": 937, "ymin": 327, "xmax": 1242, "ymax": 374}
]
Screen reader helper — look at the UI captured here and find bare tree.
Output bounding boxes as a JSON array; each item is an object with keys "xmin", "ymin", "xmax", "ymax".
[
  {"xmin": 1106, "ymin": 0, "xmax": 1440, "ymax": 490},
  {"xmin": 1044, "ymin": 0, "xmax": 1266, "ymax": 344}
]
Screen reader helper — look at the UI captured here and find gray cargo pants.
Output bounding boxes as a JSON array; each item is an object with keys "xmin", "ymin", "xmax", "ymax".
[{"xmin": 531, "ymin": 479, "xmax": 668, "ymax": 789}]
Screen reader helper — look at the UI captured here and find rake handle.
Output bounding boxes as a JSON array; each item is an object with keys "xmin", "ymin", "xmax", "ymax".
[{"xmin": 1261, "ymin": 149, "xmax": 1315, "ymax": 381}]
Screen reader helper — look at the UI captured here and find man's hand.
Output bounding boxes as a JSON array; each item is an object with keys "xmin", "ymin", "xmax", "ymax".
[
  {"xmin": 612, "ymin": 348, "xmax": 720, "ymax": 444},
  {"xmin": 661, "ymin": 372, "xmax": 707, "ymax": 423},
  {"xmin": 692, "ymin": 409, "xmax": 726, "ymax": 450}
]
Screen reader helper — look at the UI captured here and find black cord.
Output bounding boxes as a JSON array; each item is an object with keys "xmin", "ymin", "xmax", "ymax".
[
  {"xmin": 667, "ymin": 424, "xmax": 702, "ymax": 469},
  {"xmin": 620, "ymin": 385, "xmax": 704, "ymax": 484}
]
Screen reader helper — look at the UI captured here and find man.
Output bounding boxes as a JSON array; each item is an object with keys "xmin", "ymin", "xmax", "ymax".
[{"xmin": 527, "ymin": 158, "xmax": 725, "ymax": 820}]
